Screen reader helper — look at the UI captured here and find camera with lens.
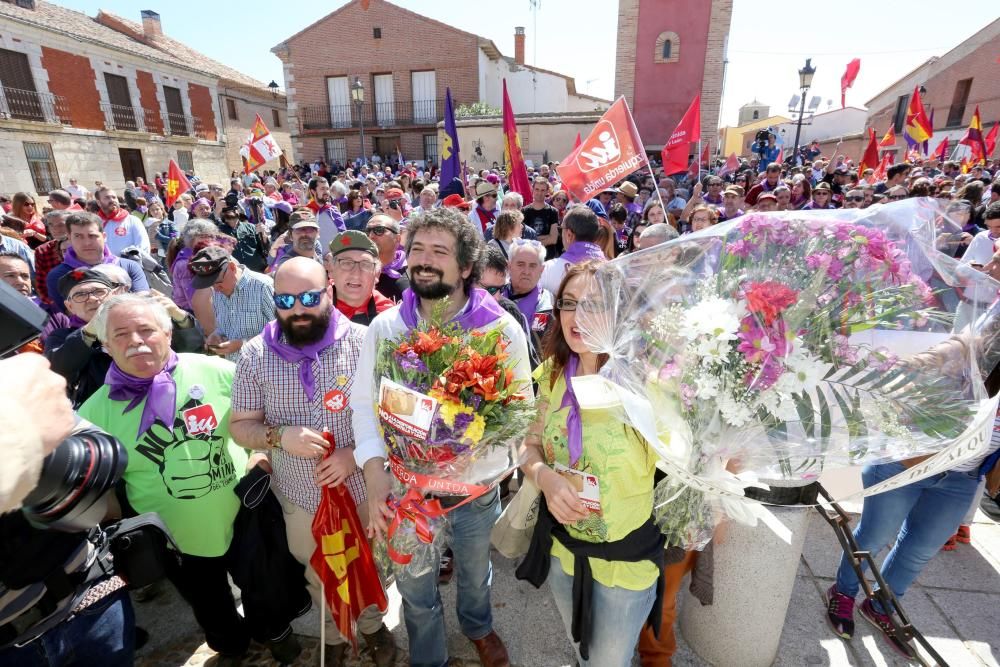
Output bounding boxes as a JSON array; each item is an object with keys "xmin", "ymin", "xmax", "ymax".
[
  {"xmin": 0, "ymin": 284, "xmax": 179, "ymax": 650},
  {"xmin": 224, "ymin": 191, "xmax": 240, "ymax": 209},
  {"xmin": 754, "ymin": 129, "xmax": 772, "ymax": 157}
]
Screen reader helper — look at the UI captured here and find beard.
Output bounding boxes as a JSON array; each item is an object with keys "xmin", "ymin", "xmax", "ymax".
[
  {"xmin": 278, "ymin": 308, "xmax": 331, "ymax": 346},
  {"xmin": 409, "ymin": 265, "xmax": 456, "ymax": 300}
]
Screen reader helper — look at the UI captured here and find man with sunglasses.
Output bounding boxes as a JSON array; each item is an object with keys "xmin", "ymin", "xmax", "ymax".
[
  {"xmin": 328, "ymin": 230, "xmax": 394, "ymax": 326},
  {"xmin": 189, "ymin": 246, "xmax": 275, "ymax": 362},
  {"xmin": 352, "ymin": 208, "xmax": 531, "ymax": 667},
  {"xmin": 366, "ymin": 214, "xmax": 409, "ymax": 302},
  {"xmin": 885, "ymin": 186, "xmax": 909, "ymax": 203},
  {"xmin": 843, "ymin": 189, "xmax": 865, "ymax": 209},
  {"xmin": 270, "ymin": 210, "xmax": 325, "ymax": 272},
  {"xmin": 230, "ymin": 256, "xmax": 397, "ymax": 666}
]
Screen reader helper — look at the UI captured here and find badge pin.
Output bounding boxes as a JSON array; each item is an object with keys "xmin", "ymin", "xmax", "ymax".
[
  {"xmin": 188, "ymin": 384, "xmax": 205, "ymax": 400},
  {"xmin": 336, "ymin": 375, "xmax": 348, "ymax": 386}
]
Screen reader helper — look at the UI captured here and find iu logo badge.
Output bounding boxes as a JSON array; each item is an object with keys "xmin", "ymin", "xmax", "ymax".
[
  {"xmin": 182, "ymin": 404, "xmax": 219, "ymax": 436},
  {"xmin": 324, "ymin": 389, "xmax": 347, "ymax": 413},
  {"xmin": 576, "ymin": 120, "xmax": 621, "ymax": 173},
  {"xmin": 114, "ymin": 224, "xmax": 128, "ymax": 237},
  {"xmin": 532, "ymin": 312, "xmax": 550, "ymax": 332}
]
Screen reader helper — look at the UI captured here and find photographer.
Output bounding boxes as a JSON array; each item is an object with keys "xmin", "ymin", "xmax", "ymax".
[
  {"xmin": 215, "ymin": 205, "xmax": 269, "ymax": 273},
  {"xmin": 754, "ymin": 130, "xmax": 780, "ymax": 171}
]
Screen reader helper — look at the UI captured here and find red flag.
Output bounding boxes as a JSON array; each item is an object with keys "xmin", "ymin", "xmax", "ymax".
[
  {"xmin": 502, "ymin": 80, "xmax": 532, "ymax": 200},
  {"xmin": 311, "ymin": 436, "xmax": 388, "ymax": 647},
  {"xmin": 775, "ymin": 147, "xmax": 784, "ymax": 165},
  {"xmin": 860, "ymin": 128, "xmax": 879, "ymax": 173},
  {"xmin": 661, "ymin": 95, "xmax": 701, "ymax": 175},
  {"xmin": 878, "ymin": 126, "xmax": 896, "ymax": 148},
  {"xmin": 932, "ymin": 137, "xmax": 950, "ymax": 161},
  {"xmin": 719, "ymin": 152, "xmax": 740, "ymax": 176},
  {"xmin": 840, "ymin": 58, "xmax": 861, "ymax": 108},
  {"xmin": 985, "ymin": 123, "xmax": 998, "ymax": 157},
  {"xmin": 872, "ymin": 153, "xmax": 892, "ymax": 182},
  {"xmin": 556, "ymin": 96, "xmax": 649, "ymax": 203},
  {"xmin": 573, "ymin": 132, "xmax": 582, "ymax": 151},
  {"xmin": 958, "ymin": 105, "xmax": 987, "ymax": 162},
  {"xmin": 165, "ymin": 159, "xmax": 190, "ymax": 208}
]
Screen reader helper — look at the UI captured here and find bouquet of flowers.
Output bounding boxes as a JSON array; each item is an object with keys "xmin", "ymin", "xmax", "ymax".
[
  {"xmin": 574, "ymin": 199, "xmax": 1000, "ymax": 549},
  {"xmin": 373, "ymin": 310, "xmax": 534, "ymax": 576}
]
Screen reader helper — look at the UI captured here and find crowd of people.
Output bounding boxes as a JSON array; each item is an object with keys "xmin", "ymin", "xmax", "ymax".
[{"xmin": 1, "ymin": 143, "xmax": 999, "ymax": 667}]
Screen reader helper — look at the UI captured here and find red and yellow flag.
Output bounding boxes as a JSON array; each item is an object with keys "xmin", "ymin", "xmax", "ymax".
[
  {"xmin": 932, "ymin": 137, "xmax": 950, "ymax": 162},
  {"xmin": 502, "ymin": 80, "xmax": 532, "ymax": 200},
  {"xmin": 903, "ymin": 86, "xmax": 933, "ymax": 146},
  {"xmin": 164, "ymin": 159, "xmax": 190, "ymax": 208},
  {"xmin": 310, "ymin": 436, "xmax": 388, "ymax": 646},
  {"xmin": 878, "ymin": 126, "xmax": 895, "ymax": 148},
  {"xmin": 958, "ymin": 105, "xmax": 987, "ymax": 162}
]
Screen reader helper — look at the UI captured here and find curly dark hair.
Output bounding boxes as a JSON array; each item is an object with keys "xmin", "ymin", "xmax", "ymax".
[{"xmin": 404, "ymin": 206, "xmax": 485, "ymax": 291}]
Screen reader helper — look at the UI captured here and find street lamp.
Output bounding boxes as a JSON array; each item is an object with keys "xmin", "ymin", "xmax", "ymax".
[
  {"xmin": 792, "ymin": 58, "xmax": 816, "ymax": 166},
  {"xmin": 351, "ymin": 77, "xmax": 365, "ymax": 165}
]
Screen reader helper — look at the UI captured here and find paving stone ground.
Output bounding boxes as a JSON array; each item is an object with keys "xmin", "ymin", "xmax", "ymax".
[{"xmin": 134, "ymin": 503, "xmax": 1000, "ymax": 666}]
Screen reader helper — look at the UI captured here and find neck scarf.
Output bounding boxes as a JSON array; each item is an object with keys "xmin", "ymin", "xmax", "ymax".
[
  {"xmin": 262, "ymin": 307, "xmax": 349, "ymax": 401},
  {"xmin": 106, "ymin": 351, "xmax": 180, "ymax": 439},
  {"xmin": 63, "ymin": 245, "xmax": 115, "ymax": 269},
  {"xmin": 560, "ymin": 241, "xmax": 605, "ymax": 265},
  {"xmin": 559, "ymin": 354, "xmax": 584, "ymax": 466},
  {"xmin": 399, "ymin": 287, "xmax": 505, "ymax": 332},
  {"xmin": 475, "ymin": 205, "xmax": 496, "ymax": 232},
  {"xmin": 99, "ymin": 208, "xmax": 129, "ymax": 224},
  {"xmin": 381, "ymin": 247, "xmax": 407, "ymax": 280},
  {"xmin": 504, "ymin": 284, "xmax": 541, "ymax": 326}
]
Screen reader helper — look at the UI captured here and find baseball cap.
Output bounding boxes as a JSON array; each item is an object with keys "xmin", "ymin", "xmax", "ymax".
[
  {"xmin": 289, "ymin": 210, "xmax": 320, "ymax": 230},
  {"xmin": 441, "ymin": 194, "xmax": 471, "ymax": 211},
  {"xmin": 384, "ymin": 187, "xmax": 406, "ymax": 201},
  {"xmin": 57, "ymin": 267, "xmax": 119, "ymax": 299},
  {"xmin": 756, "ymin": 192, "xmax": 777, "ymax": 202},
  {"xmin": 189, "ymin": 246, "xmax": 233, "ymax": 289},
  {"xmin": 194, "ymin": 183, "xmax": 209, "ymax": 193},
  {"xmin": 330, "ymin": 230, "xmax": 378, "ymax": 258}
]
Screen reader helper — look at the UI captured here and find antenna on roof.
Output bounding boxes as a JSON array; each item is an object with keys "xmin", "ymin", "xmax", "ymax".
[
  {"xmin": 529, "ymin": 0, "xmax": 541, "ymax": 66},
  {"xmin": 788, "ymin": 94, "xmax": 800, "ymax": 110}
]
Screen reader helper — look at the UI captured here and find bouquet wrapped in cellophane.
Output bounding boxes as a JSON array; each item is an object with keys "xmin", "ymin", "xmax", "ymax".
[
  {"xmin": 574, "ymin": 198, "xmax": 1000, "ymax": 549},
  {"xmin": 373, "ymin": 312, "xmax": 534, "ymax": 576}
]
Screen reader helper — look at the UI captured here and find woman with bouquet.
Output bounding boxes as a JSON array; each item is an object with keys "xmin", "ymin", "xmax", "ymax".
[{"xmin": 516, "ymin": 261, "xmax": 667, "ymax": 667}]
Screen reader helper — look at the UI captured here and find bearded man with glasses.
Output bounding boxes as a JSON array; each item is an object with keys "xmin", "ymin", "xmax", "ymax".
[{"xmin": 230, "ymin": 255, "xmax": 398, "ymax": 666}]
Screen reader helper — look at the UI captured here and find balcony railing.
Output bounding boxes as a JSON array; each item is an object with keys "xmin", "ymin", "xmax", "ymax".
[
  {"xmin": 300, "ymin": 98, "xmax": 443, "ymax": 132},
  {"xmin": 164, "ymin": 111, "xmax": 208, "ymax": 138},
  {"xmin": 0, "ymin": 87, "xmax": 71, "ymax": 125}
]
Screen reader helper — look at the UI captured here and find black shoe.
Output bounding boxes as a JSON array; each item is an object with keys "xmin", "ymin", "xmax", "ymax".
[
  {"xmin": 267, "ymin": 633, "xmax": 302, "ymax": 664},
  {"xmin": 362, "ymin": 624, "xmax": 397, "ymax": 667},
  {"xmin": 439, "ymin": 547, "xmax": 454, "ymax": 585},
  {"xmin": 980, "ymin": 492, "xmax": 1000, "ymax": 521}
]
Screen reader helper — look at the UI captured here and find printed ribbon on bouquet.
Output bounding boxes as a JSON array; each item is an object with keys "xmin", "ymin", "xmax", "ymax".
[
  {"xmin": 384, "ymin": 455, "xmax": 511, "ymax": 564},
  {"xmin": 571, "ymin": 374, "xmax": 1000, "ymax": 536}
]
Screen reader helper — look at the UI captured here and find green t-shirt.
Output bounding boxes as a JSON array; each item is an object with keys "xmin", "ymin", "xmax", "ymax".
[
  {"xmin": 79, "ymin": 353, "xmax": 248, "ymax": 557},
  {"xmin": 534, "ymin": 360, "xmax": 659, "ymax": 591}
]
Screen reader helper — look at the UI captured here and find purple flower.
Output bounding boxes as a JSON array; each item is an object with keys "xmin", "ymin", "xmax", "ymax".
[
  {"xmin": 726, "ymin": 239, "xmax": 753, "ymax": 257},
  {"xmin": 397, "ymin": 349, "xmax": 428, "ymax": 373}
]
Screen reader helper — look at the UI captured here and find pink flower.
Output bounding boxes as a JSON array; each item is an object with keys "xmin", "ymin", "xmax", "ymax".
[
  {"xmin": 680, "ymin": 383, "xmax": 696, "ymax": 410},
  {"xmin": 726, "ymin": 239, "xmax": 753, "ymax": 257},
  {"xmin": 737, "ymin": 316, "xmax": 789, "ymax": 364},
  {"xmin": 806, "ymin": 253, "xmax": 831, "ymax": 270}
]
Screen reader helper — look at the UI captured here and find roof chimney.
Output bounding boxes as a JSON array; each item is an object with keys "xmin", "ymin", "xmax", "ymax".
[
  {"xmin": 140, "ymin": 10, "xmax": 162, "ymax": 38},
  {"xmin": 514, "ymin": 26, "xmax": 525, "ymax": 65}
]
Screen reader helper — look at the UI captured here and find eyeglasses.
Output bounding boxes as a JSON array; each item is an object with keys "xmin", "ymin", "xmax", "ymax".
[
  {"xmin": 845, "ymin": 196, "xmax": 864, "ymax": 202},
  {"xmin": 70, "ymin": 286, "xmax": 112, "ymax": 303},
  {"xmin": 888, "ymin": 194, "xmax": 907, "ymax": 201},
  {"xmin": 366, "ymin": 225, "xmax": 398, "ymax": 236},
  {"xmin": 335, "ymin": 257, "xmax": 378, "ymax": 273},
  {"xmin": 23, "ymin": 202, "xmax": 36, "ymax": 208},
  {"xmin": 815, "ymin": 192, "xmax": 830, "ymax": 196},
  {"xmin": 483, "ymin": 284, "xmax": 504, "ymax": 295},
  {"xmin": 556, "ymin": 298, "xmax": 606, "ymax": 313},
  {"xmin": 273, "ymin": 289, "xmax": 324, "ymax": 310}
]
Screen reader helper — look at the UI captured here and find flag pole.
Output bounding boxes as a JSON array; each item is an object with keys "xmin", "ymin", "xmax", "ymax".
[
  {"xmin": 697, "ymin": 139, "xmax": 702, "ymax": 182},
  {"xmin": 320, "ymin": 581, "xmax": 326, "ymax": 667},
  {"xmin": 644, "ymin": 160, "xmax": 669, "ymax": 225}
]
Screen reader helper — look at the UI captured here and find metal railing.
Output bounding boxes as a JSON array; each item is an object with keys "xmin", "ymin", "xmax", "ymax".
[
  {"xmin": 164, "ymin": 111, "xmax": 207, "ymax": 138},
  {"xmin": 300, "ymin": 98, "xmax": 443, "ymax": 132},
  {"xmin": 0, "ymin": 87, "xmax": 71, "ymax": 124}
]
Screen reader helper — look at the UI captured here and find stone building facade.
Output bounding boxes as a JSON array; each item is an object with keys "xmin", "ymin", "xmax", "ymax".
[
  {"xmin": 272, "ymin": 0, "xmax": 608, "ymax": 168},
  {"xmin": 0, "ymin": 1, "xmax": 290, "ymax": 198},
  {"xmin": 615, "ymin": 0, "xmax": 732, "ymax": 153}
]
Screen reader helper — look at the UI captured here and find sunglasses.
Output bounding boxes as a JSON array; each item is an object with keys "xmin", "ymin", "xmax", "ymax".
[
  {"xmin": 367, "ymin": 225, "xmax": 398, "ymax": 236},
  {"xmin": 888, "ymin": 194, "xmax": 907, "ymax": 201},
  {"xmin": 483, "ymin": 284, "xmax": 504, "ymax": 295},
  {"xmin": 845, "ymin": 196, "xmax": 864, "ymax": 202},
  {"xmin": 273, "ymin": 289, "xmax": 324, "ymax": 310}
]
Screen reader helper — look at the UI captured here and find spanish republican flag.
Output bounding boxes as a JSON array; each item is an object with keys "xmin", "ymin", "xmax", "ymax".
[
  {"xmin": 310, "ymin": 436, "xmax": 388, "ymax": 646},
  {"xmin": 878, "ymin": 126, "xmax": 895, "ymax": 148},
  {"xmin": 502, "ymin": 80, "xmax": 532, "ymax": 200},
  {"xmin": 860, "ymin": 128, "xmax": 880, "ymax": 174},
  {"xmin": 164, "ymin": 159, "xmax": 190, "ymax": 208},
  {"xmin": 958, "ymin": 105, "xmax": 987, "ymax": 162},
  {"xmin": 903, "ymin": 86, "xmax": 933, "ymax": 146}
]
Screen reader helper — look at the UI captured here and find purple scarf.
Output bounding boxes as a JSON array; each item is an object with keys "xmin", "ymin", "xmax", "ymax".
[
  {"xmin": 504, "ymin": 284, "xmax": 541, "ymax": 326},
  {"xmin": 399, "ymin": 287, "xmax": 505, "ymax": 331},
  {"xmin": 559, "ymin": 354, "xmax": 583, "ymax": 466},
  {"xmin": 106, "ymin": 351, "xmax": 180, "ymax": 438},
  {"xmin": 560, "ymin": 241, "xmax": 606, "ymax": 265},
  {"xmin": 63, "ymin": 245, "xmax": 115, "ymax": 269},
  {"xmin": 381, "ymin": 247, "xmax": 407, "ymax": 280},
  {"xmin": 171, "ymin": 246, "xmax": 193, "ymax": 271},
  {"xmin": 262, "ymin": 307, "xmax": 350, "ymax": 401}
]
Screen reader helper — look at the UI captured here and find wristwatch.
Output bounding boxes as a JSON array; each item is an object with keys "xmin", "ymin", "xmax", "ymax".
[{"xmin": 265, "ymin": 424, "xmax": 285, "ymax": 450}]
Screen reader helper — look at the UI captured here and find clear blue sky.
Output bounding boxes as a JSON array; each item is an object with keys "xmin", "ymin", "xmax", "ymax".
[{"xmin": 59, "ymin": 0, "xmax": 1000, "ymax": 130}]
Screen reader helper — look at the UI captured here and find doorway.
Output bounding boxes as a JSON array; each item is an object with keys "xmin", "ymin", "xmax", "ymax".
[{"xmin": 118, "ymin": 148, "xmax": 146, "ymax": 182}]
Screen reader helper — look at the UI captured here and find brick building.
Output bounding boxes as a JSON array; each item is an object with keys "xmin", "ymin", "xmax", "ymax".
[
  {"xmin": 615, "ymin": 0, "xmax": 732, "ymax": 154},
  {"xmin": 272, "ymin": 0, "xmax": 608, "ymax": 167},
  {"xmin": 865, "ymin": 17, "xmax": 1000, "ymax": 162},
  {"xmin": 0, "ymin": 1, "xmax": 290, "ymax": 197}
]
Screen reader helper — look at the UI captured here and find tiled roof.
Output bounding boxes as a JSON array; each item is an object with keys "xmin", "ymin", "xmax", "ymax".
[{"xmin": 0, "ymin": 1, "xmax": 275, "ymax": 96}]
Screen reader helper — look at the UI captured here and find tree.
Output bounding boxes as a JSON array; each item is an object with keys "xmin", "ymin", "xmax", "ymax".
[{"xmin": 455, "ymin": 102, "xmax": 500, "ymax": 118}]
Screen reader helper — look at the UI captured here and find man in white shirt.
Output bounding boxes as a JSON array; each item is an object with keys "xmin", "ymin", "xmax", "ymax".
[
  {"xmin": 955, "ymin": 203, "xmax": 1000, "ymax": 331},
  {"xmin": 539, "ymin": 205, "xmax": 606, "ymax": 295},
  {"xmin": 94, "ymin": 186, "xmax": 150, "ymax": 257},
  {"xmin": 351, "ymin": 208, "xmax": 530, "ymax": 667},
  {"xmin": 65, "ymin": 178, "xmax": 88, "ymax": 201}
]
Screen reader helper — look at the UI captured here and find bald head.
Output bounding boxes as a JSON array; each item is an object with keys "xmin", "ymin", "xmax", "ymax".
[
  {"xmin": 273, "ymin": 257, "xmax": 334, "ymax": 346},
  {"xmin": 274, "ymin": 256, "xmax": 328, "ymax": 292}
]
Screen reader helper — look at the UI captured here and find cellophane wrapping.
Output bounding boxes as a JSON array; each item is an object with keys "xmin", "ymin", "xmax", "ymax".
[{"xmin": 574, "ymin": 198, "xmax": 1000, "ymax": 549}]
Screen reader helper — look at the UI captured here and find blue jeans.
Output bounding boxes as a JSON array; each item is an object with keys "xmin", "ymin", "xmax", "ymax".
[
  {"xmin": 835, "ymin": 461, "xmax": 981, "ymax": 609},
  {"xmin": 0, "ymin": 589, "xmax": 134, "ymax": 667},
  {"xmin": 395, "ymin": 488, "xmax": 501, "ymax": 667},
  {"xmin": 548, "ymin": 556, "xmax": 656, "ymax": 667}
]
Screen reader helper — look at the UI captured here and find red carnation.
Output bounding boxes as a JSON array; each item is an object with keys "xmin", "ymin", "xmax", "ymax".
[{"xmin": 743, "ymin": 281, "xmax": 798, "ymax": 325}]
